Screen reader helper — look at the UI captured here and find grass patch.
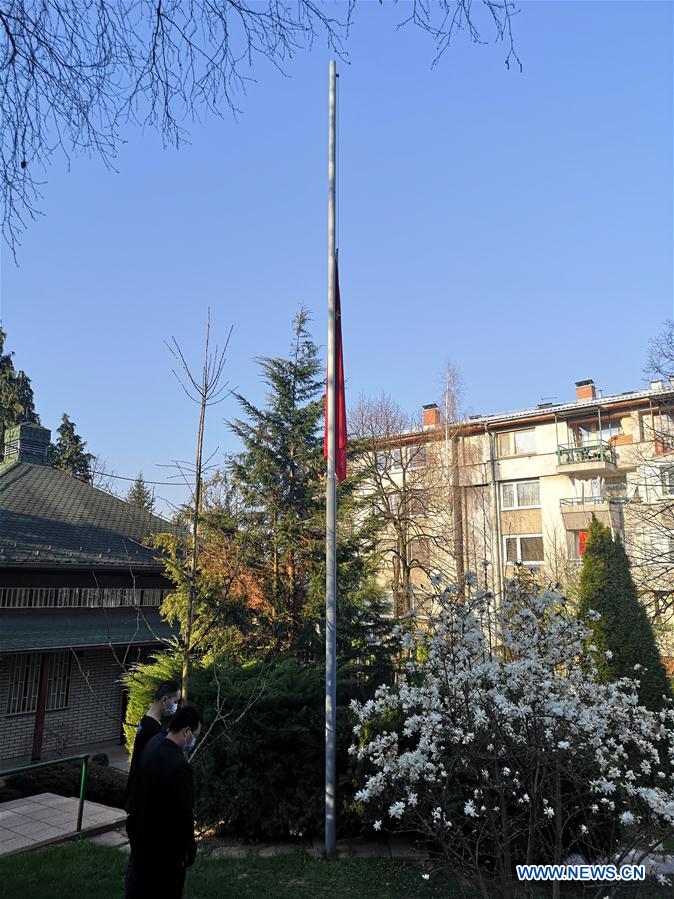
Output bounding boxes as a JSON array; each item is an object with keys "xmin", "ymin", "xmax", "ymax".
[{"xmin": 0, "ymin": 841, "xmax": 670, "ymax": 898}]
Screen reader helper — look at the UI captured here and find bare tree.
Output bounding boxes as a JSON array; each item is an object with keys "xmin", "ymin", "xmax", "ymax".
[
  {"xmin": 0, "ymin": 1, "xmax": 519, "ymax": 253},
  {"xmin": 350, "ymin": 386, "xmax": 469, "ymax": 617},
  {"xmin": 166, "ymin": 309, "xmax": 232, "ymax": 700}
]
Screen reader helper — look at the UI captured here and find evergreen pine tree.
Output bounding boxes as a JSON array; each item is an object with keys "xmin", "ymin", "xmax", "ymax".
[
  {"xmin": 0, "ymin": 327, "xmax": 39, "ymax": 453},
  {"xmin": 578, "ymin": 517, "xmax": 672, "ymax": 709},
  {"xmin": 49, "ymin": 413, "xmax": 94, "ymax": 482},
  {"xmin": 127, "ymin": 473, "xmax": 155, "ymax": 512},
  {"xmin": 228, "ymin": 308, "xmax": 324, "ymax": 644}
]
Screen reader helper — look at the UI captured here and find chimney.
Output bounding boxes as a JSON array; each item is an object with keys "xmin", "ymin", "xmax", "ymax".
[
  {"xmin": 2, "ymin": 422, "xmax": 51, "ymax": 465},
  {"xmin": 651, "ymin": 379, "xmax": 664, "ymax": 392},
  {"xmin": 575, "ymin": 379, "xmax": 596, "ymax": 401},
  {"xmin": 422, "ymin": 403, "xmax": 440, "ymax": 429}
]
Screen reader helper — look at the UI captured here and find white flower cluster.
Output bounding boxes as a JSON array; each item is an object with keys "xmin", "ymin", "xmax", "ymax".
[{"xmin": 350, "ymin": 587, "xmax": 674, "ymax": 882}]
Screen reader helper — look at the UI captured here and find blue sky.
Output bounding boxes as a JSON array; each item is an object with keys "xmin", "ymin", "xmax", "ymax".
[{"xmin": 1, "ymin": 1, "xmax": 672, "ymax": 514}]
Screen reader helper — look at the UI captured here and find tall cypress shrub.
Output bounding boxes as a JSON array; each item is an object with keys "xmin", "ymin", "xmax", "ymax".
[{"xmin": 578, "ymin": 517, "xmax": 672, "ymax": 709}]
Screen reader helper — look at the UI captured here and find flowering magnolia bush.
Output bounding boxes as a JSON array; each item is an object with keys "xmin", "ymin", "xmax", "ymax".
[{"xmin": 350, "ymin": 582, "xmax": 674, "ymax": 898}]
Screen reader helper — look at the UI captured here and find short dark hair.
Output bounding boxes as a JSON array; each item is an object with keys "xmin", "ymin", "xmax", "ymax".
[
  {"xmin": 168, "ymin": 703, "xmax": 203, "ymax": 734},
  {"xmin": 154, "ymin": 680, "xmax": 181, "ymax": 702}
]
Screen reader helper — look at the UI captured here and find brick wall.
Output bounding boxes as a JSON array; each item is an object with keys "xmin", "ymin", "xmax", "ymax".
[{"xmin": 0, "ymin": 648, "xmax": 126, "ymax": 763}]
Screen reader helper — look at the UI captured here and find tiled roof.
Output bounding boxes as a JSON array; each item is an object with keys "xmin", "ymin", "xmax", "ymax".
[
  {"xmin": 460, "ymin": 385, "xmax": 674, "ymax": 428},
  {"xmin": 0, "ymin": 608, "xmax": 175, "ymax": 652},
  {"xmin": 0, "ymin": 462, "xmax": 178, "ymax": 569}
]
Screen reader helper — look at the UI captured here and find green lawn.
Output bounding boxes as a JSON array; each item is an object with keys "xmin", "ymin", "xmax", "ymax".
[
  {"xmin": 0, "ymin": 841, "xmax": 670, "ymax": 898},
  {"xmin": 0, "ymin": 841, "xmax": 470, "ymax": 899}
]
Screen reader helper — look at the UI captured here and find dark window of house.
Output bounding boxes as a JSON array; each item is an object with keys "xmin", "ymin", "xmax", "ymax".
[
  {"xmin": 47, "ymin": 652, "xmax": 72, "ymax": 711},
  {"xmin": 6, "ymin": 654, "xmax": 41, "ymax": 715},
  {"xmin": 6, "ymin": 652, "xmax": 72, "ymax": 715}
]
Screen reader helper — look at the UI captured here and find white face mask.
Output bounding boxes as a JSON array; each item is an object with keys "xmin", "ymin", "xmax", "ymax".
[
  {"xmin": 185, "ymin": 732, "xmax": 196, "ymax": 751},
  {"xmin": 163, "ymin": 701, "xmax": 178, "ymax": 717}
]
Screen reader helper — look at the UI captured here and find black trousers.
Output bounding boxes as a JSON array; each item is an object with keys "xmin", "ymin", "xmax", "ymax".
[{"xmin": 125, "ymin": 855, "xmax": 186, "ymax": 899}]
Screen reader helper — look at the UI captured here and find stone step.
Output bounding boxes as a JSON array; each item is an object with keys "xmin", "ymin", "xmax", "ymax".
[{"xmin": 89, "ymin": 829, "xmax": 129, "ymax": 849}]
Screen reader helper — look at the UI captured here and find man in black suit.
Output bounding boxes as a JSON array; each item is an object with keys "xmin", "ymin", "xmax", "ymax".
[
  {"xmin": 125, "ymin": 679, "xmax": 182, "ymax": 812},
  {"xmin": 125, "ymin": 704, "xmax": 203, "ymax": 899}
]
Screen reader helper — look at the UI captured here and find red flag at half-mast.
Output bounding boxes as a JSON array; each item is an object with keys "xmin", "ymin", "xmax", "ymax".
[{"xmin": 324, "ymin": 260, "xmax": 347, "ymax": 481}]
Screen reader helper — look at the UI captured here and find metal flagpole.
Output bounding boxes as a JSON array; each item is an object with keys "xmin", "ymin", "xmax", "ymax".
[{"xmin": 325, "ymin": 58, "xmax": 337, "ymax": 859}]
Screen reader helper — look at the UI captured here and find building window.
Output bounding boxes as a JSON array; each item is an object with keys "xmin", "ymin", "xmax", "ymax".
[
  {"xmin": 497, "ymin": 429, "xmax": 537, "ymax": 457},
  {"xmin": 410, "ymin": 537, "xmax": 430, "ymax": 568},
  {"xmin": 573, "ymin": 420, "xmax": 623, "ymax": 445},
  {"xmin": 6, "ymin": 652, "xmax": 72, "ymax": 716},
  {"xmin": 501, "ymin": 479, "xmax": 540, "ymax": 510},
  {"xmin": 6, "ymin": 654, "xmax": 41, "ymax": 715},
  {"xmin": 375, "ymin": 447, "xmax": 403, "ymax": 472},
  {"xmin": 654, "ymin": 412, "xmax": 674, "ymax": 455},
  {"xmin": 409, "ymin": 445, "xmax": 426, "ymax": 468},
  {"xmin": 652, "ymin": 591, "xmax": 671, "ymax": 622},
  {"xmin": 660, "ymin": 466, "xmax": 674, "ymax": 497},
  {"xmin": 47, "ymin": 652, "xmax": 72, "ymax": 711},
  {"xmin": 567, "ymin": 530, "xmax": 590, "ymax": 560},
  {"xmin": 504, "ymin": 535, "xmax": 544, "ymax": 565}
]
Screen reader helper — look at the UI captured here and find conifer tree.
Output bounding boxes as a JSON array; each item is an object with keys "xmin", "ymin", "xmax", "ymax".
[
  {"xmin": 578, "ymin": 517, "xmax": 672, "ymax": 709},
  {"xmin": 49, "ymin": 413, "xmax": 94, "ymax": 482},
  {"xmin": 0, "ymin": 327, "xmax": 39, "ymax": 453},
  {"xmin": 229, "ymin": 308, "xmax": 324, "ymax": 644},
  {"xmin": 127, "ymin": 473, "xmax": 155, "ymax": 512}
]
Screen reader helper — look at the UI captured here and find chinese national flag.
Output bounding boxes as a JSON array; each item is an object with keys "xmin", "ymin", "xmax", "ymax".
[{"xmin": 324, "ymin": 260, "xmax": 347, "ymax": 481}]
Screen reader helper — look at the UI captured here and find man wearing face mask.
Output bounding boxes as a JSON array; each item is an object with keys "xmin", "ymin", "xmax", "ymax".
[
  {"xmin": 124, "ymin": 679, "xmax": 182, "ymax": 813},
  {"xmin": 125, "ymin": 703, "xmax": 203, "ymax": 899}
]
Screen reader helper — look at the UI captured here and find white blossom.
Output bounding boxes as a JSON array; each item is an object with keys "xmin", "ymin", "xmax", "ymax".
[{"xmin": 350, "ymin": 586, "xmax": 674, "ymax": 895}]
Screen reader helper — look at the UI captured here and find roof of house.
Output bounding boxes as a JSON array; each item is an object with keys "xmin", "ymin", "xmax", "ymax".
[
  {"xmin": 460, "ymin": 384, "xmax": 674, "ymax": 428},
  {"xmin": 389, "ymin": 384, "xmax": 674, "ymax": 445},
  {"xmin": 0, "ymin": 461, "xmax": 178, "ymax": 570},
  {"xmin": 0, "ymin": 607, "xmax": 175, "ymax": 652}
]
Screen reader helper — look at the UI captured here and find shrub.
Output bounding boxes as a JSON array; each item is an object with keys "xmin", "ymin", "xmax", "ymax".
[
  {"xmin": 124, "ymin": 650, "xmax": 377, "ymax": 840},
  {"xmin": 6, "ymin": 759, "xmax": 127, "ymax": 809},
  {"xmin": 351, "ymin": 581, "xmax": 674, "ymax": 898}
]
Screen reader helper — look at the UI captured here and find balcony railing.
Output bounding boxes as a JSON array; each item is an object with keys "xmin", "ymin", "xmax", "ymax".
[
  {"xmin": 560, "ymin": 495, "xmax": 628, "ymax": 507},
  {"xmin": 557, "ymin": 441, "xmax": 616, "ymax": 466}
]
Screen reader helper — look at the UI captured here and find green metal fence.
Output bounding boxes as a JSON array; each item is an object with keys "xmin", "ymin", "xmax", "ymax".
[
  {"xmin": 0, "ymin": 754, "xmax": 89, "ymax": 832},
  {"xmin": 556, "ymin": 441, "xmax": 617, "ymax": 465}
]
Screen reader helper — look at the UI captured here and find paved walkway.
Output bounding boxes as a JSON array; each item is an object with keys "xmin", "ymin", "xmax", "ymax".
[
  {"xmin": 0, "ymin": 792, "xmax": 126, "ymax": 856},
  {"xmin": 0, "ymin": 740, "xmax": 130, "ymax": 775}
]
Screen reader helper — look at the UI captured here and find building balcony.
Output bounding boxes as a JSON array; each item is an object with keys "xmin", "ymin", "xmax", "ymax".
[
  {"xmin": 560, "ymin": 496, "xmax": 626, "ymax": 531},
  {"xmin": 556, "ymin": 442, "xmax": 617, "ymax": 477}
]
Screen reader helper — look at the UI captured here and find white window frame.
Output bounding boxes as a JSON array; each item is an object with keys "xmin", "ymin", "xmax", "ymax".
[
  {"xmin": 504, "ymin": 534, "xmax": 545, "ymax": 566},
  {"xmin": 408, "ymin": 445, "xmax": 426, "ymax": 469},
  {"xmin": 660, "ymin": 465, "xmax": 674, "ymax": 497},
  {"xmin": 498, "ymin": 429, "xmax": 537, "ymax": 458},
  {"xmin": 500, "ymin": 479, "xmax": 541, "ymax": 511}
]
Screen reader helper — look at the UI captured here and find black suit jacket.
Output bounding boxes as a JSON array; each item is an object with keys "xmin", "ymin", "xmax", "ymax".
[
  {"xmin": 127, "ymin": 734, "xmax": 196, "ymax": 868},
  {"xmin": 125, "ymin": 715, "xmax": 163, "ymax": 811}
]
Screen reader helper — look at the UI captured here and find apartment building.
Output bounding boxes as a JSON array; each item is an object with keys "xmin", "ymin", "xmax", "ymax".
[{"xmin": 358, "ymin": 379, "xmax": 674, "ymax": 662}]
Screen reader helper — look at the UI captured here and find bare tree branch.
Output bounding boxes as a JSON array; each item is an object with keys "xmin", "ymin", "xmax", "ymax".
[{"xmin": 0, "ymin": 1, "xmax": 519, "ymax": 255}]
